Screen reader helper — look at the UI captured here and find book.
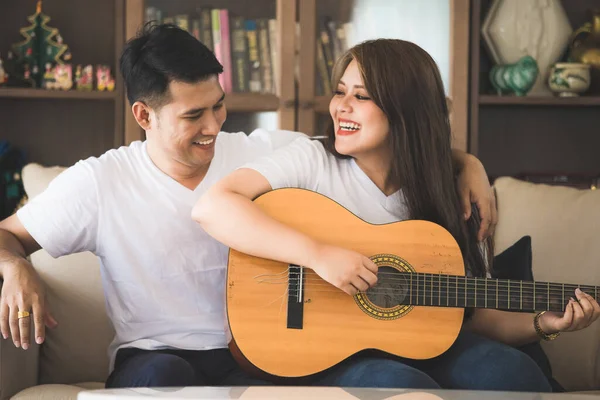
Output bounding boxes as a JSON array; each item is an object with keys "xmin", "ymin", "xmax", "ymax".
[
  {"xmin": 219, "ymin": 9, "xmax": 233, "ymax": 93},
  {"xmin": 257, "ymin": 19, "xmax": 273, "ymax": 94},
  {"xmin": 245, "ymin": 19, "xmax": 262, "ymax": 93},
  {"xmin": 231, "ymin": 16, "xmax": 249, "ymax": 92}
]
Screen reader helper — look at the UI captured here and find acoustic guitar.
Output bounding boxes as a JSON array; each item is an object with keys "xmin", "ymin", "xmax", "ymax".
[{"xmin": 226, "ymin": 188, "xmax": 597, "ymax": 378}]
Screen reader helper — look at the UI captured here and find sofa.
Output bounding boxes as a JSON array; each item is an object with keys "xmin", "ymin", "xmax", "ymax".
[{"xmin": 2, "ymin": 163, "xmax": 600, "ymax": 399}]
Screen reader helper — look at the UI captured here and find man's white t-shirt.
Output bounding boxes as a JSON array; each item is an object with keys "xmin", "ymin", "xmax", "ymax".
[
  {"xmin": 16, "ymin": 129, "xmax": 303, "ymax": 371},
  {"xmin": 242, "ymin": 136, "xmax": 410, "ymax": 224}
]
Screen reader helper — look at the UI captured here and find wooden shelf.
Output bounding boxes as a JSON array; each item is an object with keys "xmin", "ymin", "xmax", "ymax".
[
  {"xmin": 479, "ymin": 95, "xmax": 600, "ymax": 106},
  {"xmin": 0, "ymin": 89, "xmax": 283, "ymax": 112},
  {"xmin": 0, "ymin": 88, "xmax": 117, "ymax": 100},
  {"xmin": 225, "ymin": 92, "xmax": 281, "ymax": 112},
  {"xmin": 315, "ymin": 95, "xmax": 330, "ymax": 113}
]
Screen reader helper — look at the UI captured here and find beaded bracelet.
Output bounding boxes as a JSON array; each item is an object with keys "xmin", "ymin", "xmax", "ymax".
[{"xmin": 534, "ymin": 311, "xmax": 561, "ymax": 341}]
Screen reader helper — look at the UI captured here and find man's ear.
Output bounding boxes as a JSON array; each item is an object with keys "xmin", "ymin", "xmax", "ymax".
[{"xmin": 132, "ymin": 101, "xmax": 153, "ymax": 130}]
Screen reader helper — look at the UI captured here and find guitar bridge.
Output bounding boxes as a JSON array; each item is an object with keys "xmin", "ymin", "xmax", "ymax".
[{"xmin": 287, "ymin": 264, "xmax": 304, "ymax": 329}]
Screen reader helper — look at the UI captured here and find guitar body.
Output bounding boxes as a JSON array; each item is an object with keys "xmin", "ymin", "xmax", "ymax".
[{"xmin": 227, "ymin": 188, "xmax": 466, "ymax": 378}]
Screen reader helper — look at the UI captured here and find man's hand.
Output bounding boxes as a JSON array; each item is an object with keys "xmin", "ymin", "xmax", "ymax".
[
  {"xmin": 0, "ymin": 258, "xmax": 57, "ymax": 350},
  {"xmin": 539, "ymin": 288, "xmax": 600, "ymax": 334},
  {"xmin": 456, "ymin": 154, "xmax": 498, "ymax": 242}
]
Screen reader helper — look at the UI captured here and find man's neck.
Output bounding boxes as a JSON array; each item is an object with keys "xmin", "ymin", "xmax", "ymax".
[{"xmin": 146, "ymin": 142, "xmax": 209, "ymax": 190}]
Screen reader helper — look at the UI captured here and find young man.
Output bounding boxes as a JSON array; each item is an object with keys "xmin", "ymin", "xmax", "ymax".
[{"xmin": 0, "ymin": 24, "xmax": 496, "ymax": 388}]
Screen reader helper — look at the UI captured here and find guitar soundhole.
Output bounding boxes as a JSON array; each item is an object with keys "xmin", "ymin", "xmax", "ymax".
[
  {"xmin": 366, "ymin": 266, "xmax": 409, "ymax": 308},
  {"xmin": 354, "ymin": 254, "xmax": 413, "ymax": 320}
]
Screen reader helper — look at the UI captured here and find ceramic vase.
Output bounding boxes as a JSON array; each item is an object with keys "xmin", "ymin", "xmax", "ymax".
[
  {"xmin": 568, "ymin": 10, "xmax": 600, "ymax": 93},
  {"xmin": 548, "ymin": 63, "xmax": 591, "ymax": 96},
  {"xmin": 482, "ymin": 0, "xmax": 573, "ymax": 96}
]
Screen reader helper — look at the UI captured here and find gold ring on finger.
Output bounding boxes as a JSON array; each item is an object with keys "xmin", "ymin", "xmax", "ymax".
[{"xmin": 17, "ymin": 311, "xmax": 31, "ymax": 319}]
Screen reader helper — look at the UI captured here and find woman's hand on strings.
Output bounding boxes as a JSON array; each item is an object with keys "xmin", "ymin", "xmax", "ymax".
[{"xmin": 308, "ymin": 244, "xmax": 378, "ymax": 296}]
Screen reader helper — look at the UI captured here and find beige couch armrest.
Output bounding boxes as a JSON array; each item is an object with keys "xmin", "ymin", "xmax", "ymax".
[{"xmin": 0, "ymin": 282, "xmax": 39, "ymax": 400}]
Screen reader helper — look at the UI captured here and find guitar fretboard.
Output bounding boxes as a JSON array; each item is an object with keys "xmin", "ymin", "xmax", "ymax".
[{"xmin": 400, "ymin": 272, "xmax": 597, "ymax": 312}]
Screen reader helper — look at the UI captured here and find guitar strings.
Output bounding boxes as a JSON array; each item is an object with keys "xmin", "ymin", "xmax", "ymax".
[
  {"xmin": 280, "ymin": 285, "xmax": 578, "ymax": 299},
  {"xmin": 249, "ymin": 275, "xmax": 579, "ymax": 307},
  {"xmin": 279, "ymin": 288, "xmax": 576, "ymax": 309},
  {"xmin": 280, "ymin": 272, "xmax": 596, "ymax": 295},
  {"xmin": 296, "ymin": 269, "xmax": 594, "ymax": 289},
  {"xmin": 257, "ymin": 278, "xmax": 582, "ymax": 299},
  {"xmin": 276, "ymin": 276, "xmax": 595, "ymax": 296},
  {"xmin": 293, "ymin": 269, "xmax": 592, "ymax": 286},
  {"xmin": 273, "ymin": 289, "xmax": 572, "ymax": 310},
  {"xmin": 253, "ymin": 280, "xmax": 590, "ymax": 303}
]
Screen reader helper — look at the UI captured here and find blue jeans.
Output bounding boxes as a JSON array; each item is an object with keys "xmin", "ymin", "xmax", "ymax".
[
  {"xmin": 311, "ymin": 331, "xmax": 552, "ymax": 392},
  {"xmin": 106, "ymin": 331, "xmax": 552, "ymax": 392},
  {"xmin": 105, "ymin": 347, "xmax": 268, "ymax": 388}
]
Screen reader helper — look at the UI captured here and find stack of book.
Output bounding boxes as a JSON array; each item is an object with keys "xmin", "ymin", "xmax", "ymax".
[
  {"xmin": 314, "ymin": 17, "xmax": 352, "ymax": 96},
  {"xmin": 146, "ymin": 6, "xmax": 278, "ymax": 95}
]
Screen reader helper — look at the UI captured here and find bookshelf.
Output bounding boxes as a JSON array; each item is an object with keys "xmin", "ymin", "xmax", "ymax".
[
  {"xmin": 314, "ymin": 96, "xmax": 331, "ymax": 114},
  {"xmin": 0, "ymin": 88, "xmax": 118, "ymax": 100},
  {"xmin": 297, "ymin": 0, "xmax": 353, "ymax": 137},
  {"xmin": 296, "ymin": 0, "xmax": 470, "ymax": 150},
  {"xmin": 469, "ymin": 0, "xmax": 600, "ymax": 179},
  {"xmin": 479, "ymin": 95, "xmax": 600, "ymax": 107},
  {"xmin": 1, "ymin": 0, "xmax": 472, "ymax": 170},
  {"xmin": 123, "ymin": 0, "xmax": 296, "ymax": 143},
  {"xmin": 0, "ymin": 0, "xmax": 124, "ymax": 167}
]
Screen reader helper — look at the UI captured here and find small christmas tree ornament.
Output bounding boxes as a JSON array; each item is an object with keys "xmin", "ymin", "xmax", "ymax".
[
  {"xmin": 1, "ymin": 51, "xmax": 32, "ymax": 87},
  {"xmin": 12, "ymin": 0, "xmax": 72, "ymax": 88}
]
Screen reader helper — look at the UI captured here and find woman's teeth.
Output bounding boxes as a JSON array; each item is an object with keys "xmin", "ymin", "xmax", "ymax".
[
  {"xmin": 194, "ymin": 138, "xmax": 215, "ymax": 145},
  {"xmin": 339, "ymin": 122, "xmax": 361, "ymax": 131}
]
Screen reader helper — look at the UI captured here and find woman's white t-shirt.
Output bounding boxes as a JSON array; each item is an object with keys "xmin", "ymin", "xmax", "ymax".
[
  {"xmin": 242, "ymin": 137, "xmax": 410, "ymax": 224},
  {"xmin": 242, "ymin": 136, "xmax": 488, "ymax": 278}
]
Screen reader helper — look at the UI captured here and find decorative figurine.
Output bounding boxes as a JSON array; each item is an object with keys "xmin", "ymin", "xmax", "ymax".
[
  {"xmin": 74, "ymin": 64, "xmax": 81, "ymax": 88},
  {"xmin": 3, "ymin": 51, "xmax": 31, "ymax": 88},
  {"xmin": 0, "ymin": 56, "xmax": 6, "ymax": 86},
  {"xmin": 4, "ymin": 51, "xmax": 16, "ymax": 86},
  {"xmin": 11, "ymin": 0, "xmax": 71, "ymax": 87},
  {"xmin": 76, "ymin": 64, "xmax": 93, "ymax": 91},
  {"xmin": 567, "ymin": 10, "xmax": 600, "ymax": 93},
  {"xmin": 489, "ymin": 56, "xmax": 539, "ymax": 96},
  {"xmin": 548, "ymin": 62, "xmax": 591, "ymax": 97},
  {"xmin": 23, "ymin": 64, "xmax": 30, "ymax": 80},
  {"xmin": 42, "ymin": 62, "xmax": 55, "ymax": 89},
  {"xmin": 568, "ymin": 10, "xmax": 600, "ymax": 69},
  {"xmin": 53, "ymin": 63, "xmax": 72, "ymax": 90},
  {"xmin": 96, "ymin": 64, "xmax": 115, "ymax": 91}
]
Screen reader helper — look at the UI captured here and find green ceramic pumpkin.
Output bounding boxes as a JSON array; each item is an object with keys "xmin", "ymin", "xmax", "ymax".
[{"xmin": 489, "ymin": 56, "xmax": 539, "ymax": 96}]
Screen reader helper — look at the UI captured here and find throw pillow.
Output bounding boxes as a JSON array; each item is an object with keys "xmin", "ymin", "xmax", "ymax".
[
  {"xmin": 491, "ymin": 235, "xmax": 563, "ymax": 392},
  {"xmin": 491, "ymin": 235, "xmax": 533, "ymax": 281}
]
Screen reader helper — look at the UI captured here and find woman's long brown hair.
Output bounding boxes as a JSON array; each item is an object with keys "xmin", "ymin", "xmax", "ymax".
[{"xmin": 323, "ymin": 39, "xmax": 490, "ymax": 278}]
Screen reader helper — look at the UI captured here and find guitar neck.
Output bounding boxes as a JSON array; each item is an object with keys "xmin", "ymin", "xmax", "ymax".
[{"xmin": 403, "ymin": 273, "xmax": 598, "ymax": 312}]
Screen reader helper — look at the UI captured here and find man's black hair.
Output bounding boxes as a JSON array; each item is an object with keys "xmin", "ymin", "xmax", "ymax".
[{"xmin": 120, "ymin": 23, "xmax": 223, "ymax": 108}]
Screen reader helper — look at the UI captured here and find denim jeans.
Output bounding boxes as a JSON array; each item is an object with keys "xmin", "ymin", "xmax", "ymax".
[
  {"xmin": 311, "ymin": 331, "xmax": 552, "ymax": 392},
  {"xmin": 105, "ymin": 347, "xmax": 268, "ymax": 388},
  {"xmin": 105, "ymin": 331, "xmax": 552, "ymax": 392}
]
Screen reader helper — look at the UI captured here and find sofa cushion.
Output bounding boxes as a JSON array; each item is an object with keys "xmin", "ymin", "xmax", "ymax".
[
  {"xmin": 12, "ymin": 382, "xmax": 104, "ymax": 400},
  {"xmin": 491, "ymin": 235, "xmax": 533, "ymax": 281},
  {"xmin": 21, "ymin": 163, "xmax": 113, "ymax": 386},
  {"xmin": 491, "ymin": 235, "xmax": 562, "ymax": 392},
  {"xmin": 493, "ymin": 177, "xmax": 600, "ymax": 391}
]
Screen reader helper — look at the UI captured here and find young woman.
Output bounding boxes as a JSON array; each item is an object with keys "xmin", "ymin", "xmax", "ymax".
[{"xmin": 193, "ymin": 39, "xmax": 600, "ymax": 391}]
